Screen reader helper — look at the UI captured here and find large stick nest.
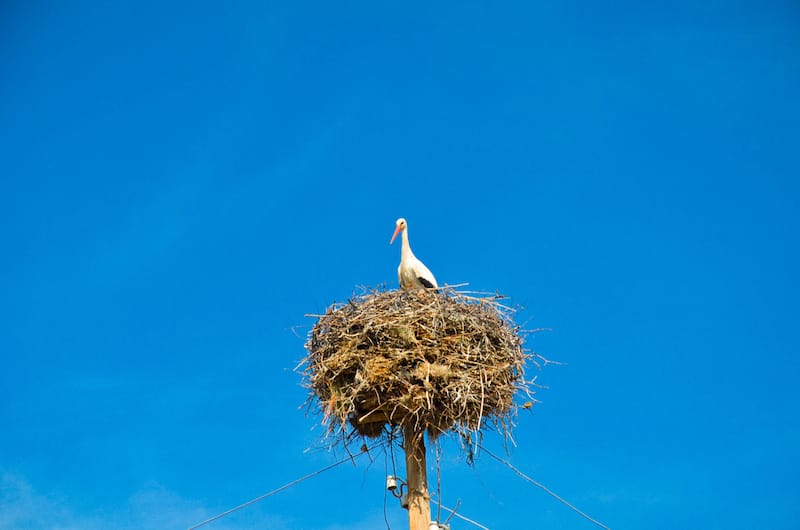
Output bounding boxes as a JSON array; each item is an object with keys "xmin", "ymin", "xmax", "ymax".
[{"xmin": 301, "ymin": 287, "xmax": 543, "ymax": 446}]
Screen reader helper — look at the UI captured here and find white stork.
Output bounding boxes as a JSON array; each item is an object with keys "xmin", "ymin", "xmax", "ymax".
[{"xmin": 390, "ymin": 217, "xmax": 439, "ymax": 290}]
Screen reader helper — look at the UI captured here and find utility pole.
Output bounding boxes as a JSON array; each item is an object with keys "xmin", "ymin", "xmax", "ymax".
[{"xmin": 404, "ymin": 427, "xmax": 431, "ymax": 530}]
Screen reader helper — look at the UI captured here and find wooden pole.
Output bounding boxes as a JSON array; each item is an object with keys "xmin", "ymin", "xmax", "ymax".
[{"xmin": 404, "ymin": 426, "xmax": 431, "ymax": 530}]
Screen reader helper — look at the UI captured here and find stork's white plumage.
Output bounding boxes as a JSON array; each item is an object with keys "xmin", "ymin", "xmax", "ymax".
[{"xmin": 390, "ymin": 217, "xmax": 438, "ymax": 290}]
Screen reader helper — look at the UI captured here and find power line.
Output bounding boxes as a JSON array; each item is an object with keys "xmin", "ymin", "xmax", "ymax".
[
  {"xmin": 479, "ymin": 445, "xmax": 610, "ymax": 530},
  {"xmin": 187, "ymin": 442, "xmax": 384, "ymax": 530},
  {"xmin": 430, "ymin": 499, "xmax": 490, "ymax": 530},
  {"xmin": 383, "ymin": 442, "xmax": 392, "ymax": 530},
  {"xmin": 434, "ymin": 439, "xmax": 442, "ymax": 524}
]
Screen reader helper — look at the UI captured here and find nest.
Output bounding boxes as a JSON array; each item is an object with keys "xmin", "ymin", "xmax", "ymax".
[{"xmin": 301, "ymin": 287, "xmax": 543, "ymax": 448}]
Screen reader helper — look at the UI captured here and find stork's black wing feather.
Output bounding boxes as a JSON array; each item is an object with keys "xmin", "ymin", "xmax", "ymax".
[
  {"xmin": 418, "ymin": 276, "xmax": 436, "ymax": 289},
  {"xmin": 418, "ymin": 277, "xmax": 440, "ymax": 293}
]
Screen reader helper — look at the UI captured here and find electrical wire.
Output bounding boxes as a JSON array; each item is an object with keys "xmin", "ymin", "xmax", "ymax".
[
  {"xmin": 434, "ymin": 439, "xmax": 442, "ymax": 524},
  {"xmin": 187, "ymin": 441, "xmax": 384, "ymax": 530},
  {"xmin": 383, "ymin": 443, "xmax": 392, "ymax": 530},
  {"xmin": 387, "ymin": 426, "xmax": 398, "ymax": 477},
  {"xmin": 430, "ymin": 499, "xmax": 491, "ymax": 530},
  {"xmin": 479, "ymin": 445, "xmax": 611, "ymax": 530}
]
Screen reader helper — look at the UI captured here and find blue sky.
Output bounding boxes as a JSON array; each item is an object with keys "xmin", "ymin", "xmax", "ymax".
[{"xmin": 2, "ymin": 1, "xmax": 799, "ymax": 529}]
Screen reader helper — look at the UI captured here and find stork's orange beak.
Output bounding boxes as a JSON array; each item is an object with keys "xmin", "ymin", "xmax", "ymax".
[{"xmin": 390, "ymin": 225, "xmax": 401, "ymax": 244}]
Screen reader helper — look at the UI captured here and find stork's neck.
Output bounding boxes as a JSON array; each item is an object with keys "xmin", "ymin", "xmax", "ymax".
[{"xmin": 401, "ymin": 227, "xmax": 415, "ymax": 259}]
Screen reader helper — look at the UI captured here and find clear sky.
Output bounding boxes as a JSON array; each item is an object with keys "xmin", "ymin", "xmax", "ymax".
[{"xmin": 2, "ymin": 1, "xmax": 799, "ymax": 529}]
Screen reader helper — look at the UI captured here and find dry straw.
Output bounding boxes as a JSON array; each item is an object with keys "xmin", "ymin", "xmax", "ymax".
[{"xmin": 301, "ymin": 287, "xmax": 545, "ymax": 450}]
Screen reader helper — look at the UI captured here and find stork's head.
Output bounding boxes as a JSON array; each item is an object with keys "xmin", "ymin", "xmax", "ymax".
[{"xmin": 390, "ymin": 217, "xmax": 407, "ymax": 244}]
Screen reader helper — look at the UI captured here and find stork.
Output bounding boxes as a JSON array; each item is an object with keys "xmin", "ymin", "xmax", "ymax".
[{"xmin": 390, "ymin": 217, "xmax": 439, "ymax": 290}]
